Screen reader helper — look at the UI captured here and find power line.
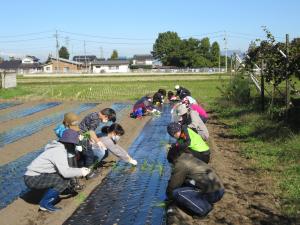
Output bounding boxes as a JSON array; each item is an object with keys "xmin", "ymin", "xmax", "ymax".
[
  {"xmin": 0, "ymin": 30, "xmax": 53, "ymax": 38},
  {"xmin": 58, "ymin": 30, "xmax": 154, "ymax": 41},
  {"xmin": 0, "ymin": 36, "xmax": 53, "ymax": 43}
]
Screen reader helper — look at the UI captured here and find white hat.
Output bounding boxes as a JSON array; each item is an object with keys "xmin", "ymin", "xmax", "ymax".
[{"xmin": 175, "ymin": 85, "xmax": 180, "ymax": 90}]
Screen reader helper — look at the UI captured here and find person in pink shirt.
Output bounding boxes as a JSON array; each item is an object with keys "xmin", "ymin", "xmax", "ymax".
[{"xmin": 182, "ymin": 96, "xmax": 208, "ymax": 123}]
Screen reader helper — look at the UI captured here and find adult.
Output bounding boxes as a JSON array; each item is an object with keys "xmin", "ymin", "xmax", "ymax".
[
  {"xmin": 167, "ymin": 122, "xmax": 210, "ymax": 163},
  {"xmin": 24, "ymin": 129, "xmax": 91, "ymax": 212},
  {"xmin": 166, "ymin": 148, "xmax": 224, "ymax": 217},
  {"xmin": 172, "ymin": 103, "xmax": 209, "ymax": 141}
]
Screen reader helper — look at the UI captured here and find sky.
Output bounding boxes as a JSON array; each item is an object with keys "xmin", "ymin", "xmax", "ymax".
[{"xmin": 0, "ymin": 0, "xmax": 299, "ymax": 61}]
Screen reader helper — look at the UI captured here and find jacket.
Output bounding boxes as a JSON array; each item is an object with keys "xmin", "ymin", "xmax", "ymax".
[
  {"xmin": 25, "ymin": 141, "xmax": 83, "ymax": 178},
  {"xmin": 167, "ymin": 152, "xmax": 224, "ymax": 197}
]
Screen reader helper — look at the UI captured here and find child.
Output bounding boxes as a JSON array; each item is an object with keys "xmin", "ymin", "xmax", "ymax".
[
  {"xmin": 153, "ymin": 89, "xmax": 166, "ymax": 106},
  {"xmin": 92, "ymin": 123, "xmax": 137, "ymax": 165},
  {"xmin": 167, "ymin": 122, "xmax": 210, "ymax": 163},
  {"xmin": 167, "ymin": 91, "xmax": 178, "ymax": 103},
  {"xmin": 79, "ymin": 108, "xmax": 116, "ymax": 169},
  {"xmin": 131, "ymin": 95, "xmax": 160, "ymax": 119}
]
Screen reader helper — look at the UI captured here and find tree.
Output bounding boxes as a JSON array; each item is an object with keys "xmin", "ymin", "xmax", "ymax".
[
  {"xmin": 0, "ymin": 56, "xmax": 3, "ymax": 63},
  {"xmin": 59, "ymin": 46, "xmax": 69, "ymax": 59},
  {"xmin": 199, "ymin": 37, "xmax": 211, "ymax": 57},
  {"xmin": 210, "ymin": 42, "xmax": 220, "ymax": 66},
  {"xmin": 152, "ymin": 31, "xmax": 182, "ymax": 66},
  {"xmin": 110, "ymin": 50, "xmax": 119, "ymax": 59}
]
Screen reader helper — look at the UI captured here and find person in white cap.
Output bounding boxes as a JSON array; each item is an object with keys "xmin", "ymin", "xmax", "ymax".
[{"xmin": 174, "ymin": 85, "xmax": 191, "ymax": 100}]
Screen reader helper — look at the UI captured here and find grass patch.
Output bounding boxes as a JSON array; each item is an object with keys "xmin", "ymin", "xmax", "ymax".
[
  {"xmin": 0, "ymin": 86, "xmax": 32, "ymax": 99},
  {"xmin": 212, "ymin": 99, "xmax": 300, "ymax": 218},
  {"xmin": 1, "ymin": 77, "xmax": 222, "ymax": 105}
]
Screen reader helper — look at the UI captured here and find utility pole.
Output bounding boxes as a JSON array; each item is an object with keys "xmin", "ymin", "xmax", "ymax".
[
  {"xmin": 100, "ymin": 47, "xmax": 103, "ymax": 59},
  {"xmin": 285, "ymin": 34, "xmax": 290, "ymax": 114},
  {"xmin": 218, "ymin": 52, "xmax": 221, "ymax": 73},
  {"xmin": 224, "ymin": 31, "xmax": 228, "ymax": 74},
  {"xmin": 230, "ymin": 55, "xmax": 233, "ymax": 77},
  {"xmin": 54, "ymin": 30, "xmax": 59, "ymax": 73},
  {"xmin": 84, "ymin": 40, "xmax": 87, "ymax": 72}
]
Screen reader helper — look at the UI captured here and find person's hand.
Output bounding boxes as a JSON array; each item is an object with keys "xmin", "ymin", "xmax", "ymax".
[
  {"xmin": 128, "ymin": 158, "xmax": 138, "ymax": 166},
  {"xmin": 81, "ymin": 167, "xmax": 91, "ymax": 177},
  {"xmin": 97, "ymin": 141, "xmax": 107, "ymax": 151},
  {"xmin": 75, "ymin": 145, "xmax": 83, "ymax": 152}
]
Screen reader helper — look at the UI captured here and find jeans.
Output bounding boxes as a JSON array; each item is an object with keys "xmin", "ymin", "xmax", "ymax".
[{"xmin": 172, "ymin": 186, "xmax": 224, "ymax": 216}]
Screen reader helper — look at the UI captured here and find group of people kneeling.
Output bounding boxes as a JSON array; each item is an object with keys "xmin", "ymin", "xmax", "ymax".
[
  {"xmin": 164, "ymin": 85, "xmax": 224, "ymax": 218},
  {"xmin": 24, "ymin": 108, "xmax": 137, "ymax": 212},
  {"xmin": 23, "ymin": 85, "xmax": 224, "ymax": 218}
]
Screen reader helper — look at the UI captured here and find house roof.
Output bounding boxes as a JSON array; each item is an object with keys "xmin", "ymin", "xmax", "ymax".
[
  {"xmin": 73, "ymin": 55, "xmax": 97, "ymax": 63},
  {"xmin": 47, "ymin": 57, "xmax": 83, "ymax": 65},
  {"xmin": 0, "ymin": 60, "xmax": 22, "ymax": 69},
  {"xmin": 92, "ymin": 59, "xmax": 130, "ymax": 66},
  {"xmin": 24, "ymin": 55, "xmax": 39, "ymax": 61},
  {"xmin": 19, "ymin": 62, "xmax": 42, "ymax": 69},
  {"xmin": 133, "ymin": 54, "xmax": 154, "ymax": 61}
]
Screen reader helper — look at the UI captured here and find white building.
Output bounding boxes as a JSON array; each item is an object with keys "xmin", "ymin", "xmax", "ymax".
[
  {"xmin": 132, "ymin": 54, "xmax": 154, "ymax": 67},
  {"xmin": 92, "ymin": 60, "xmax": 130, "ymax": 73},
  {"xmin": 19, "ymin": 55, "xmax": 42, "ymax": 74}
]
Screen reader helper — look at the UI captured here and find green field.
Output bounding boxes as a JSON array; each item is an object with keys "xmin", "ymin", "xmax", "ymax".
[
  {"xmin": 1, "ymin": 75, "xmax": 225, "ymax": 104},
  {"xmin": 0, "ymin": 74, "xmax": 299, "ymax": 218}
]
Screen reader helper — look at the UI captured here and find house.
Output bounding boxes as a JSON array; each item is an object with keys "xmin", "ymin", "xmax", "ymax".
[
  {"xmin": 0, "ymin": 60, "xmax": 22, "ymax": 73},
  {"xmin": 73, "ymin": 55, "xmax": 98, "ymax": 64},
  {"xmin": 92, "ymin": 59, "xmax": 130, "ymax": 73},
  {"xmin": 19, "ymin": 55, "xmax": 42, "ymax": 74},
  {"xmin": 43, "ymin": 57, "xmax": 83, "ymax": 73},
  {"xmin": 132, "ymin": 54, "xmax": 154, "ymax": 68}
]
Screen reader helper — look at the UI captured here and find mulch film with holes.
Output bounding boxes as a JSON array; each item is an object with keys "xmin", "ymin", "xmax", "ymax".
[{"xmin": 63, "ymin": 105, "xmax": 172, "ymax": 225}]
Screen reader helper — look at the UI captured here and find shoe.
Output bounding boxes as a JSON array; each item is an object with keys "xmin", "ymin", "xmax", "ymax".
[
  {"xmin": 60, "ymin": 187, "xmax": 78, "ymax": 197},
  {"xmin": 85, "ymin": 171, "xmax": 98, "ymax": 180},
  {"xmin": 39, "ymin": 189, "xmax": 62, "ymax": 212}
]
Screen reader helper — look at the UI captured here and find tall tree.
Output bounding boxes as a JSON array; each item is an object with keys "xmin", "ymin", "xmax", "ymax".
[
  {"xmin": 199, "ymin": 37, "xmax": 211, "ymax": 56},
  {"xmin": 210, "ymin": 42, "xmax": 220, "ymax": 66},
  {"xmin": 152, "ymin": 31, "xmax": 182, "ymax": 66},
  {"xmin": 59, "ymin": 46, "xmax": 69, "ymax": 59},
  {"xmin": 110, "ymin": 50, "xmax": 119, "ymax": 59}
]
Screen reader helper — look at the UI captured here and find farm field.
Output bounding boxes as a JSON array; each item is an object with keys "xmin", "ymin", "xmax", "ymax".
[{"xmin": 0, "ymin": 75, "xmax": 298, "ymax": 225}]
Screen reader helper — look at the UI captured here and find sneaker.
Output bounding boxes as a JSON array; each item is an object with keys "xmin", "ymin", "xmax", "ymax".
[{"xmin": 85, "ymin": 171, "xmax": 98, "ymax": 180}]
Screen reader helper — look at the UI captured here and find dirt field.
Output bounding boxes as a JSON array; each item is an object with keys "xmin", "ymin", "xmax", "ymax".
[
  {"xmin": 167, "ymin": 114, "xmax": 296, "ymax": 225},
  {"xmin": 0, "ymin": 101, "xmax": 297, "ymax": 225}
]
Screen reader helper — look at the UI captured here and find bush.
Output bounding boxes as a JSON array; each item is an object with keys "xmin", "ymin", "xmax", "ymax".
[{"xmin": 219, "ymin": 74, "xmax": 251, "ymax": 105}]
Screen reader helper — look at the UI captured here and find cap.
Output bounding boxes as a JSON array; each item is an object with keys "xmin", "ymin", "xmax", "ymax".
[
  {"xmin": 176, "ymin": 103, "xmax": 188, "ymax": 116},
  {"xmin": 63, "ymin": 112, "xmax": 80, "ymax": 131},
  {"xmin": 59, "ymin": 129, "xmax": 79, "ymax": 145},
  {"xmin": 175, "ymin": 85, "xmax": 180, "ymax": 90},
  {"xmin": 167, "ymin": 122, "xmax": 182, "ymax": 137}
]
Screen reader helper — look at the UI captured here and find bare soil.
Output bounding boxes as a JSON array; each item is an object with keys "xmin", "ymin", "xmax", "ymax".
[{"xmin": 167, "ymin": 114, "xmax": 296, "ymax": 225}]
